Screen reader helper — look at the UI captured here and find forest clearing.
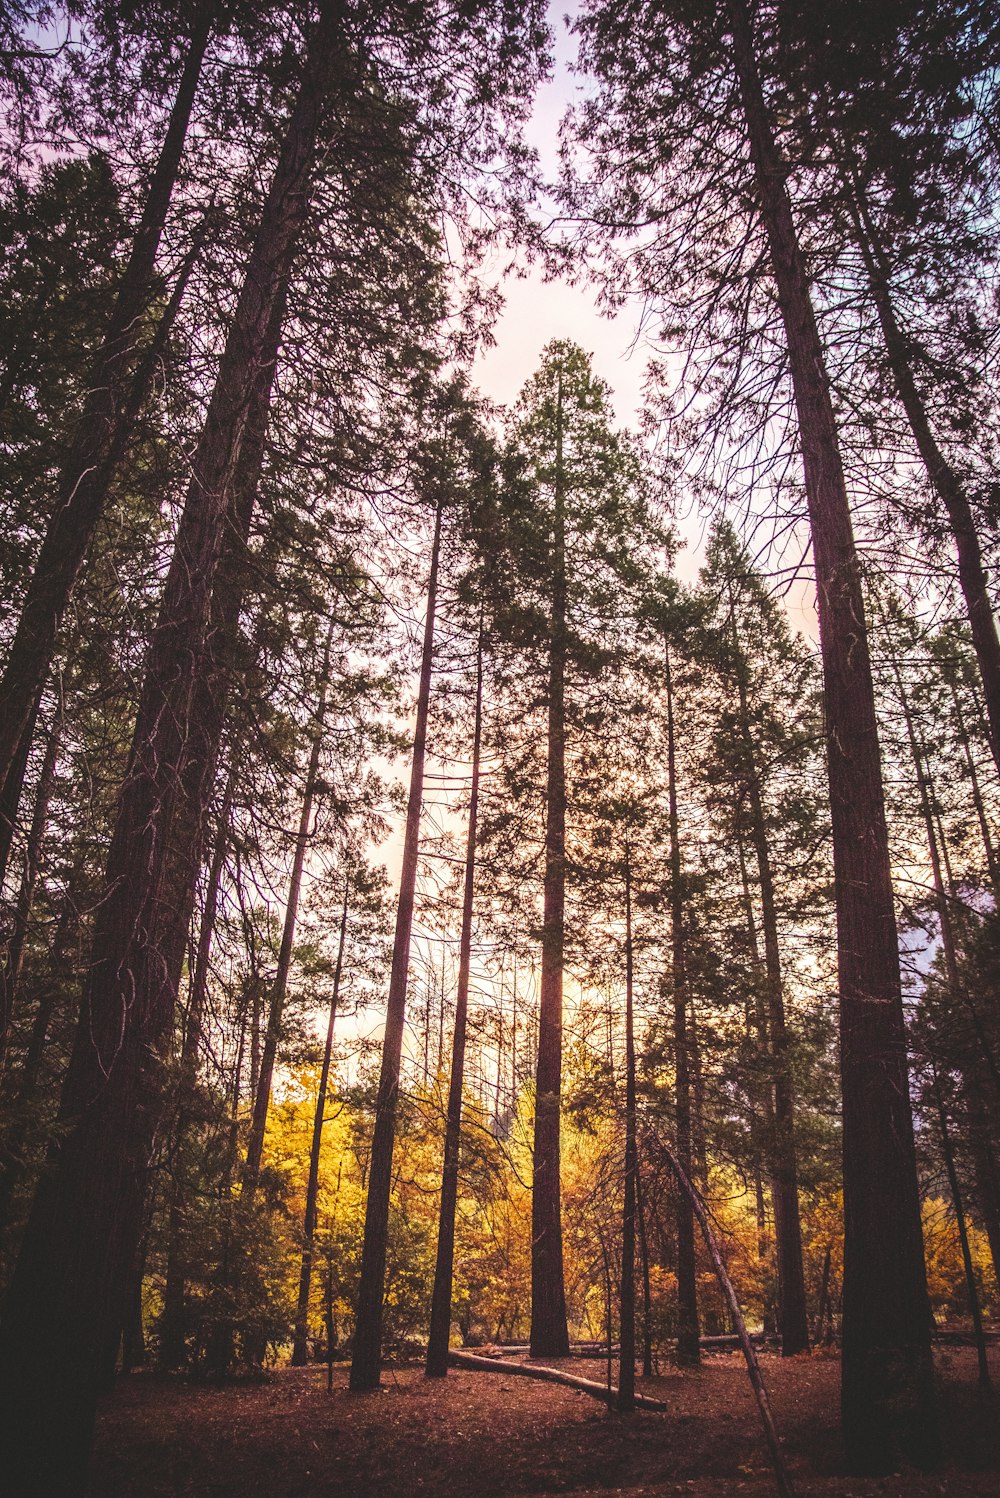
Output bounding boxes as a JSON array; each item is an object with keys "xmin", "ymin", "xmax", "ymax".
[
  {"xmin": 91, "ymin": 1350, "xmax": 1000, "ymax": 1497},
  {"xmin": 2, "ymin": 0, "xmax": 1000, "ymax": 1494}
]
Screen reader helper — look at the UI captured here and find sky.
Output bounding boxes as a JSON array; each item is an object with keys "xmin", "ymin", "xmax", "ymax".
[
  {"xmin": 470, "ymin": 2, "xmax": 651, "ymax": 431},
  {"xmin": 467, "ymin": 3, "xmax": 818, "ymax": 618},
  {"xmin": 467, "ymin": 0, "xmax": 714, "ymax": 593},
  {"xmin": 473, "ymin": 265, "xmax": 650, "ymax": 431}
]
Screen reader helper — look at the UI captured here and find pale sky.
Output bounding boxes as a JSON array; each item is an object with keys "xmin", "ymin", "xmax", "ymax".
[
  {"xmin": 471, "ymin": 1, "xmax": 651, "ymax": 431},
  {"xmin": 473, "ymin": 266, "xmax": 651, "ymax": 430},
  {"xmin": 470, "ymin": 1, "xmax": 821, "ymax": 628}
]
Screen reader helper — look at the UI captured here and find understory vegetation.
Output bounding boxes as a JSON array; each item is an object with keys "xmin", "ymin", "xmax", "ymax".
[{"xmin": 1, "ymin": 1, "xmax": 999, "ymax": 1492}]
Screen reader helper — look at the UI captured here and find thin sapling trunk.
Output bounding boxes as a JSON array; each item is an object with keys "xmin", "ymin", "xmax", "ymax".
[
  {"xmin": 351, "ymin": 495, "xmax": 443, "ymax": 1391},
  {"xmin": 427, "ymin": 627, "xmax": 484, "ymax": 1377}
]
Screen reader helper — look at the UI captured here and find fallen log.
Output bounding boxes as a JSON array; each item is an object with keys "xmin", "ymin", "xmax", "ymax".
[
  {"xmin": 700, "ymin": 1332, "xmax": 766, "ymax": 1351},
  {"xmin": 654, "ymin": 1136, "xmax": 798, "ymax": 1498},
  {"xmin": 448, "ymin": 1351, "xmax": 667, "ymax": 1412},
  {"xmin": 933, "ymin": 1327, "xmax": 1000, "ymax": 1345},
  {"xmin": 489, "ymin": 1344, "xmax": 621, "ymax": 1361},
  {"xmin": 491, "ymin": 1333, "xmax": 762, "ymax": 1360}
]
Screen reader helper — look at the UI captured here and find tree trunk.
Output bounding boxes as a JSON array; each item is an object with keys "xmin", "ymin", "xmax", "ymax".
[
  {"xmin": 636, "ymin": 1145, "xmax": 654, "ymax": 1376},
  {"xmin": 187, "ymin": 758, "xmax": 240, "ymax": 1079},
  {"xmin": 250, "ymin": 976, "xmax": 262, "ymax": 1105},
  {"xmin": 448, "ymin": 1349, "xmax": 667, "ymax": 1411},
  {"xmin": 437, "ymin": 954, "xmax": 446, "ymax": 1074},
  {"xmin": 325, "ymin": 1249, "xmax": 336, "ymax": 1390},
  {"xmin": 0, "ymin": 216, "xmax": 205, "ymax": 902},
  {"xmin": 493, "ymin": 1003, "xmax": 504, "ymax": 1120},
  {"xmin": 889, "ymin": 645, "xmax": 1000, "ymax": 1318},
  {"xmin": 202, "ymin": 626, "xmax": 336, "ymax": 1378},
  {"xmin": 159, "ymin": 759, "xmax": 239, "ymax": 1370},
  {"xmin": 931, "ymin": 1070, "xmax": 991, "ymax": 1389},
  {"xmin": 889, "ymin": 630, "xmax": 1000, "ymax": 1090},
  {"xmin": 0, "ymin": 195, "xmax": 205, "ymax": 886},
  {"xmin": 688, "ymin": 1000, "xmax": 708, "ymax": 1185},
  {"xmin": 224, "ymin": 1001, "xmax": 250, "ymax": 1186},
  {"xmin": 0, "ymin": 16, "xmax": 211, "ymax": 803},
  {"xmin": 120, "ymin": 1248, "xmax": 148, "ymax": 1375},
  {"xmin": 657, "ymin": 1134, "xmax": 798, "ymax": 1498},
  {"xmin": 948, "ymin": 678, "xmax": 1000, "ymax": 899},
  {"xmin": 734, "ymin": 671, "xmax": 808, "ymax": 1355},
  {"xmin": 350, "ymin": 495, "xmax": 443, "ymax": 1391},
  {"xmin": 0, "ymin": 687, "xmax": 42, "ymax": 898},
  {"xmin": 0, "ymin": 986, "xmax": 58, "ymax": 1233},
  {"xmin": 846, "ymin": 184, "xmax": 1000, "ymax": 776},
  {"xmin": 0, "ymin": 15, "xmax": 336, "ymax": 1486},
  {"xmin": 291, "ymin": 875, "xmax": 349, "ymax": 1366},
  {"xmin": 618, "ymin": 838, "xmax": 637, "ymax": 1411},
  {"xmin": 665, "ymin": 643, "xmax": 700, "ymax": 1366},
  {"xmin": 814, "ymin": 1244, "xmax": 833, "ymax": 1346},
  {"xmin": 965, "ymin": 1116, "xmax": 1000, "ymax": 1298},
  {"xmin": 426, "ymin": 630, "xmax": 484, "ymax": 1376},
  {"xmin": 152, "ymin": 258, "xmax": 293, "ymax": 1029},
  {"xmin": 737, "ymin": 834, "xmax": 779, "ymax": 1336},
  {"xmin": 0, "ymin": 707, "xmax": 60, "ymax": 1071},
  {"xmin": 242, "ymin": 626, "xmax": 335, "ymax": 1199},
  {"xmin": 531, "ymin": 360, "xmax": 571, "ymax": 1358},
  {"xmin": 727, "ymin": 0, "xmax": 936, "ymax": 1470}
]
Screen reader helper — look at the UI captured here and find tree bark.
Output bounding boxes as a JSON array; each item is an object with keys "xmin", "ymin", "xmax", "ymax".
[
  {"xmin": 664, "ymin": 643, "xmax": 700, "ymax": 1366},
  {"xmin": 0, "ymin": 686, "xmax": 42, "ymax": 896},
  {"xmin": 688, "ymin": 1001, "xmax": 708, "ymax": 1185},
  {"xmin": 177, "ymin": 347, "xmax": 290, "ymax": 1381},
  {"xmin": 120, "ymin": 1245, "xmax": 148, "ymax": 1375},
  {"xmin": 846, "ymin": 184, "xmax": 1000, "ymax": 776},
  {"xmin": 159, "ymin": 757, "xmax": 239, "ymax": 1370},
  {"xmin": 0, "ymin": 706, "xmax": 60, "ymax": 1071},
  {"xmin": 930, "ymin": 1070, "xmax": 991, "ymax": 1390},
  {"xmin": 737, "ymin": 833, "xmax": 779, "ymax": 1336},
  {"xmin": 889, "ymin": 642, "xmax": 1000, "ymax": 1316},
  {"xmin": 351, "ymin": 495, "xmax": 443, "ymax": 1391},
  {"xmin": 0, "ymin": 13, "xmax": 337, "ymax": 1485},
  {"xmin": 448, "ymin": 1349, "xmax": 667, "ymax": 1411},
  {"xmin": 242, "ymin": 626, "xmax": 335, "ymax": 1199},
  {"xmin": 0, "ymin": 195, "xmax": 206, "ymax": 894},
  {"xmin": 635, "ymin": 1145, "xmax": 654, "ymax": 1377},
  {"xmin": 814, "ymin": 1243, "xmax": 833, "ymax": 1346},
  {"xmin": 202, "ymin": 625, "xmax": 336, "ymax": 1378},
  {"xmin": 531, "ymin": 360, "xmax": 571, "ymax": 1358},
  {"xmin": 426, "ymin": 629, "xmax": 484, "ymax": 1376},
  {"xmin": 0, "ymin": 208, "xmax": 211, "ymax": 903},
  {"xmin": 727, "ymin": 0, "xmax": 936, "ymax": 1470},
  {"xmin": 733, "ymin": 670, "xmax": 808, "ymax": 1355},
  {"xmin": 889, "ymin": 628, "xmax": 1000, "ymax": 1090},
  {"xmin": 965, "ymin": 1116, "xmax": 1000, "ymax": 1298},
  {"xmin": 187, "ymin": 758, "xmax": 240, "ymax": 1080},
  {"xmin": 948, "ymin": 677, "xmax": 1000, "ymax": 899},
  {"xmin": 618, "ymin": 837, "xmax": 637, "ymax": 1410},
  {"xmin": 291, "ymin": 875, "xmax": 349, "ymax": 1366},
  {"xmin": 0, "ymin": 16, "xmax": 211, "ymax": 801}
]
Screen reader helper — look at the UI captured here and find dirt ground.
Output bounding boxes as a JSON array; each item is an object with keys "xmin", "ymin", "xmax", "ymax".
[{"xmin": 90, "ymin": 1346, "xmax": 1000, "ymax": 1498}]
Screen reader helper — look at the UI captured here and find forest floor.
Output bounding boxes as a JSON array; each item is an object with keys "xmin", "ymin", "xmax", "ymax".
[{"xmin": 90, "ymin": 1344, "xmax": 1000, "ymax": 1498}]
